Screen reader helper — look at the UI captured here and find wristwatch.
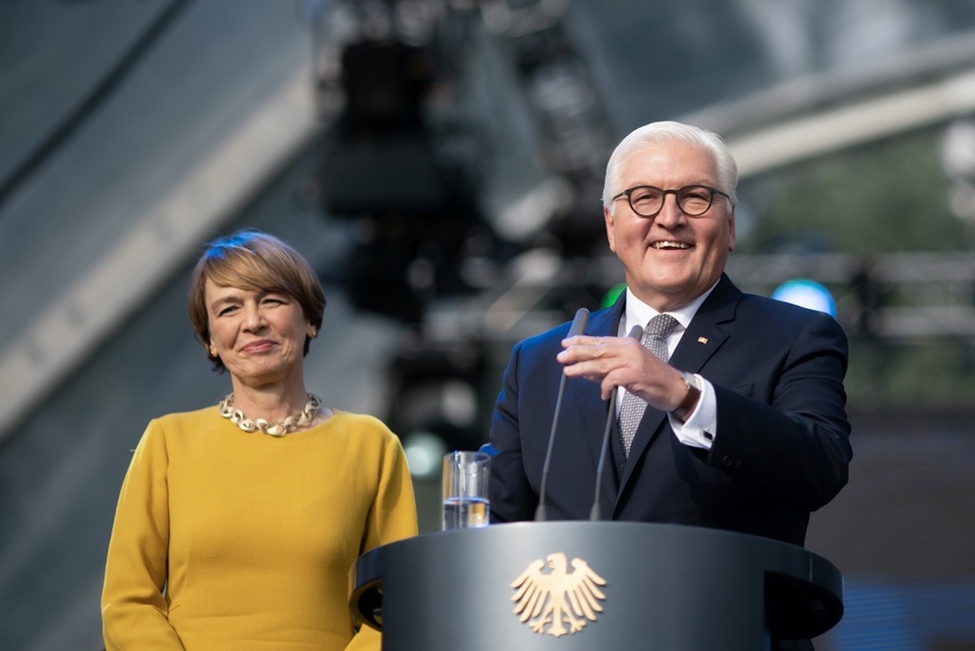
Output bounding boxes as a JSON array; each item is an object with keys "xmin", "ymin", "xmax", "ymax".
[{"xmin": 671, "ymin": 372, "xmax": 703, "ymax": 422}]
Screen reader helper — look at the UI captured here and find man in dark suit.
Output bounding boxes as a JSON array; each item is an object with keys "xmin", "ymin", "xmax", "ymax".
[{"xmin": 488, "ymin": 120, "xmax": 852, "ymax": 548}]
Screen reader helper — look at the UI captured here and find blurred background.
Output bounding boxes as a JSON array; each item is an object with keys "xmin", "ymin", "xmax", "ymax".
[{"xmin": 1, "ymin": 0, "xmax": 975, "ymax": 648}]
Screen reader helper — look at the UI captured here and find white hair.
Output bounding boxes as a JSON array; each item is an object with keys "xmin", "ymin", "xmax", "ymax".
[{"xmin": 602, "ymin": 120, "xmax": 738, "ymax": 208}]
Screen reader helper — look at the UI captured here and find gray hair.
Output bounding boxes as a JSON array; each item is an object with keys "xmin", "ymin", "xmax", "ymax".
[{"xmin": 602, "ymin": 121, "xmax": 738, "ymax": 208}]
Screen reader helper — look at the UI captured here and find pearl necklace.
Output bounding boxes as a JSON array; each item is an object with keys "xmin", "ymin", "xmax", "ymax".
[{"xmin": 218, "ymin": 393, "xmax": 323, "ymax": 437}]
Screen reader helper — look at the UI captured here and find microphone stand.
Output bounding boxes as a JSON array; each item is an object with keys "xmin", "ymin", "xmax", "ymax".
[{"xmin": 535, "ymin": 307, "xmax": 590, "ymax": 522}]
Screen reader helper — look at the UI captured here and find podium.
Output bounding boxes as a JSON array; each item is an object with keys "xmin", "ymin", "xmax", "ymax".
[{"xmin": 351, "ymin": 522, "xmax": 843, "ymax": 651}]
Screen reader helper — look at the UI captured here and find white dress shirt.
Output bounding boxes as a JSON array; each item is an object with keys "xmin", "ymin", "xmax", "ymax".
[{"xmin": 618, "ymin": 284, "xmax": 719, "ymax": 450}]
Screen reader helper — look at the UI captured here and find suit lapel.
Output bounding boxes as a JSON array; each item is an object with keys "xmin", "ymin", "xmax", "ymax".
[{"xmin": 614, "ymin": 275, "xmax": 742, "ymax": 509}]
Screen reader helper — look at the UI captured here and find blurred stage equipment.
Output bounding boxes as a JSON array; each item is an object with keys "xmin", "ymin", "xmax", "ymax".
[
  {"xmin": 383, "ymin": 332, "xmax": 488, "ymax": 472},
  {"xmin": 478, "ymin": 0, "xmax": 615, "ymax": 256},
  {"xmin": 309, "ymin": 0, "xmax": 492, "ymax": 323},
  {"xmin": 306, "ymin": 0, "xmax": 617, "ymax": 323}
]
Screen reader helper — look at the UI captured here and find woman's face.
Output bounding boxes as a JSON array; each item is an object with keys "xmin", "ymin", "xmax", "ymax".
[{"xmin": 204, "ymin": 278, "xmax": 314, "ymax": 389}]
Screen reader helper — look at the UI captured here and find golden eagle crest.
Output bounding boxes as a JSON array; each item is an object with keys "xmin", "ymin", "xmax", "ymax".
[{"xmin": 510, "ymin": 552, "xmax": 607, "ymax": 637}]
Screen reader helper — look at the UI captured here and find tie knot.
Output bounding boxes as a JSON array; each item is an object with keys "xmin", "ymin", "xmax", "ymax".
[{"xmin": 645, "ymin": 314, "xmax": 679, "ymax": 341}]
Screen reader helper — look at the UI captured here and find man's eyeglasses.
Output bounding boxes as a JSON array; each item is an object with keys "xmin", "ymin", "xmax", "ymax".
[{"xmin": 611, "ymin": 185, "xmax": 732, "ymax": 218}]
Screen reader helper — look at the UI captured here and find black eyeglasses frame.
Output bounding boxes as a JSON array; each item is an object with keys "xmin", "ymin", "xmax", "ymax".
[{"xmin": 611, "ymin": 184, "xmax": 732, "ymax": 218}]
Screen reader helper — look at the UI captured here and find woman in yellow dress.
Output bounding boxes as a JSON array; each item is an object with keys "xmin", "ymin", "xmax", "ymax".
[{"xmin": 101, "ymin": 229, "xmax": 417, "ymax": 650}]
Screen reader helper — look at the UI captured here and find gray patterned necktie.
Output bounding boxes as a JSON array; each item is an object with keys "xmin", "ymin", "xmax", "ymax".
[{"xmin": 619, "ymin": 314, "xmax": 680, "ymax": 456}]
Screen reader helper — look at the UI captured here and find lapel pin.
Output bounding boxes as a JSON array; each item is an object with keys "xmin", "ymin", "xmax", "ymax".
[{"xmin": 697, "ymin": 336, "xmax": 708, "ymax": 345}]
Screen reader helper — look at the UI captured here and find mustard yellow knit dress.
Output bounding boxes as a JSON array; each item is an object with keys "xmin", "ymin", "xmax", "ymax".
[{"xmin": 101, "ymin": 407, "xmax": 418, "ymax": 650}]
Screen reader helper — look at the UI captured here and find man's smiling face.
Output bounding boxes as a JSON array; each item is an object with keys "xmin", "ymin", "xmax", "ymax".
[{"xmin": 603, "ymin": 139, "xmax": 736, "ymax": 311}]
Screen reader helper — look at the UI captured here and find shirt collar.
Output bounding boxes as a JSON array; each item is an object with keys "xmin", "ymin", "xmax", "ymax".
[{"xmin": 624, "ymin": 279, "xmax": 719, "ymax": 334}]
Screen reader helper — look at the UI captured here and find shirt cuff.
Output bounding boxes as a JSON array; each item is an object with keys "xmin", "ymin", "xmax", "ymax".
[{"xmin": 668, "ymin": 374, "xmax": 717, "ymax": 450}]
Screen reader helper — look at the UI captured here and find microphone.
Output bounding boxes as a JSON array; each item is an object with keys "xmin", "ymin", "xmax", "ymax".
[
  {"xmin": 535, "ymin": 307, "xmax": 590, "ymax": 521},
  {"xmin": 590, "ymin": 323, "xmax": 644, "ymax": 521}
]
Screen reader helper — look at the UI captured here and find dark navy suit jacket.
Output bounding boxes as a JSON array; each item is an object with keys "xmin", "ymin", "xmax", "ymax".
[{"xmin": 488, "ymin": 274, "xmax": 852, "ymax": 548}]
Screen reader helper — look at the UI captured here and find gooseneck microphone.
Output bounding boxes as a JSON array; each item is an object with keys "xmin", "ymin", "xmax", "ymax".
[
  {"xmin": 534, "ymin": 307, "xmax": 590, "ymax": 522},
  {"xmin": 590, "ymin": 324, "xmax": 644, "ymax": 521}
]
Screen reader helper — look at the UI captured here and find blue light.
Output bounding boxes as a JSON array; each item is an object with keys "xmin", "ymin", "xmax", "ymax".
[{"xmin": 771, "ymin": 279, "xmax": 837, "ymax": 317}]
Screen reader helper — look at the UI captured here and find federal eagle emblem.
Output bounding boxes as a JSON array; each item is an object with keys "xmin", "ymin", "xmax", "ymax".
[{"xmin": 510, "ymin": 552, "xmax": 607, "ymax": 637}]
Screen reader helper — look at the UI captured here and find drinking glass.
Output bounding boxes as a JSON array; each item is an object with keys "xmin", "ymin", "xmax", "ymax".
[{"xmin": 441, "ymin": 451, "xmax": 491, "ymax": 530}]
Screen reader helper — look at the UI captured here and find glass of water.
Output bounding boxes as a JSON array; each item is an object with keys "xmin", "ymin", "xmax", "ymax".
[{"xmin": 441, "ymin": 451, "xmax": 491, "ymax": 530}]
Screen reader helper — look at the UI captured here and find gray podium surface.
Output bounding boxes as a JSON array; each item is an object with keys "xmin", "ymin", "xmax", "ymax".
[{"xmin": 351, "ymin": 522, "xmax": 843, "ymax": 651}]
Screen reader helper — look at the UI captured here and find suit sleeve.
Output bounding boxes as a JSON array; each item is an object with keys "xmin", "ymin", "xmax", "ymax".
[
  {"xmin": 488, "ymin": 339, "xmax": 540, "ymax": 523},
  {"xmin": 707, "ymin": 310, "xmax": 852, "ymax": 511}
]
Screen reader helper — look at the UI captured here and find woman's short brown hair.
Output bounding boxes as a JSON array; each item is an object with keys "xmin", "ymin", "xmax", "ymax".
[{"xmin": 188, "ymin": 229, "xmax": 326, "ymax": 372}]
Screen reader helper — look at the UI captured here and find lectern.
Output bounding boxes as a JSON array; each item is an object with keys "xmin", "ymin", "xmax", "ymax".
[{"xmin": 351, "ymin": 522, "xmax": 842, "ymax": 651}]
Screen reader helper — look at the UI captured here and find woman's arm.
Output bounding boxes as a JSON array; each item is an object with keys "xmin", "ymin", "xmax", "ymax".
[
  {"xmin": 345, "ymin": 422, "xmax": 418, "ymax": 651},
  {"xmin": 101, "ymin": 421, "xmax": 185, "ymax": 650}
]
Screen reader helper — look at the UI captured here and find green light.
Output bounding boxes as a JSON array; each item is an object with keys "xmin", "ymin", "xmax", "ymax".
[{"xmin": 602, "ymin": 283, "xmax": 626, "ymax": 308}]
